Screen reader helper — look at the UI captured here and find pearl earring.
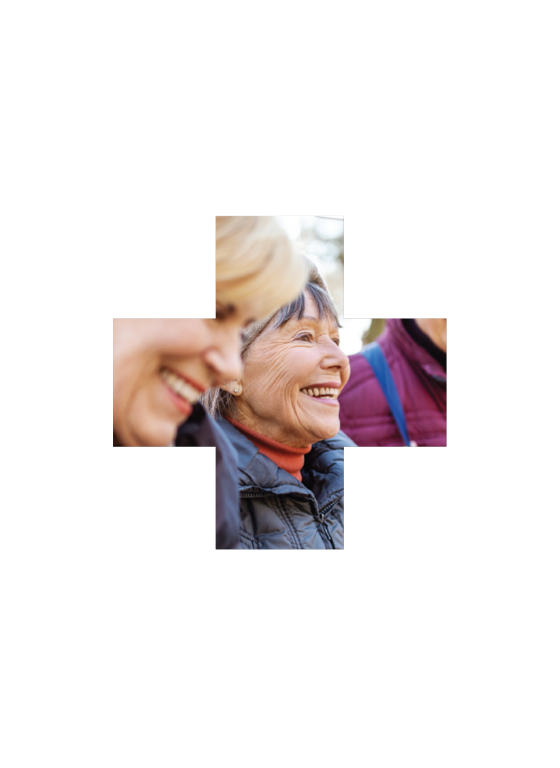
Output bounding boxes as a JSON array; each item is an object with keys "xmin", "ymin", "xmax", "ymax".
[{"xmin": 234, "ymin": 387, "xmax": 239, "ymax": 394}]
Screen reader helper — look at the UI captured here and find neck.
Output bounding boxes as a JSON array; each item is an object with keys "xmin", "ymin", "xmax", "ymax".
[{"xmin": 227, "ymin": 418, "xmax": 312, "ymax": 481}]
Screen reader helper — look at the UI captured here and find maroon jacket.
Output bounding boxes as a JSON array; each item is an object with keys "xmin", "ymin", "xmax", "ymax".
[{"xmin": 339, "ymin": 319, "xmax": 447, "ymax": 446}]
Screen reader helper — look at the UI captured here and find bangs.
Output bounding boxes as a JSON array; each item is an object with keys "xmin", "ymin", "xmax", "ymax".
[{"xmin": 270, "ymin": 282, "xmax": 341, "ymax": 331}]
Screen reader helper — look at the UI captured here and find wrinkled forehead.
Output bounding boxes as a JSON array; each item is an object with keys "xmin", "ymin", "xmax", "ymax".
[{"xmin": 243, "ymin": 286, "xmax": 339, "ymax": 356}]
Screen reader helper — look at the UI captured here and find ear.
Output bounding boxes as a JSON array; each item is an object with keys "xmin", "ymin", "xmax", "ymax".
[{"xmin": 221, "ymin": 381, "xmax": 242, "ymax": 396}]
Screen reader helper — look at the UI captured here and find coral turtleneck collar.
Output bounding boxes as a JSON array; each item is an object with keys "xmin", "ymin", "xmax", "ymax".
[{"xmin": 226, "ymin": 418, "xmax": 312, "ymax": 481}]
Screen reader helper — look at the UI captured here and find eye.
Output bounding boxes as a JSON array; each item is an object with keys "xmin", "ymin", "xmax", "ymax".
[
  {"xmin": 216, "ymin": 303, "xmax": 236, "ymax": 322},
  {"xmin": 332, "ymin": 337, "xmax": 341, "ymax": 346},
  {"xmin": 296, "ymin": 333, "xmax": 314, "ymax": 342}
]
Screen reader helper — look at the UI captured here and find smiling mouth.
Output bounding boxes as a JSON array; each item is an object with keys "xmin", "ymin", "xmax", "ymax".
[
  {"xmin": 300, "ymin": 388, "xmax": 339, "ymax": 406},
  {"xmin": 300, "ymin": 386, "xmax": 340, "ymax": 400},
  {"xmin": 160, "ymin": 368, "xmax": 202, "ymax": 405}
]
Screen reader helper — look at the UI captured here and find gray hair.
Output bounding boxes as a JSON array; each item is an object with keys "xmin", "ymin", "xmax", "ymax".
[{"xmin": 202, "ymin": 256, "xmax": 340, "ymax": 419}]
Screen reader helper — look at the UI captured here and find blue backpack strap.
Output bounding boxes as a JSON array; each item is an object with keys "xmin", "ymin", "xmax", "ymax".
[{"xmin": 360, "ymin": 342, "xmax": 412, "ymax": 446}]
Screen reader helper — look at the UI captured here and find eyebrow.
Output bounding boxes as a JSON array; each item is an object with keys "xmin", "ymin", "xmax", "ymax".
[{"xmin": 293, "ymin": 315, "xmax": 339, "ymax": 337}]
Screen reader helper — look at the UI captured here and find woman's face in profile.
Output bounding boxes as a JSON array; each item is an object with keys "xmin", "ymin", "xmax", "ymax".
[
  {"xmin": 237, "ymin": 291, "xmax": 350, "ymax": 448},
  {"xmin": 114, "ymin": 307, "xmax": 255, "ymax": 446}
]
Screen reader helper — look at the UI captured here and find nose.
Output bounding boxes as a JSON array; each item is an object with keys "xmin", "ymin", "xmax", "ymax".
[
  {"xmin": 321, "ymin": 338, "xmax": 349, "ymax": 372},
  {"xmin": 203, "ymin": 326, "xmax": 244, "ymax": 385}
]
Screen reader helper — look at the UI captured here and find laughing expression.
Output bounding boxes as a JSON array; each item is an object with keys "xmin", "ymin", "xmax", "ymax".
[{"xmin": 234, "ymin": 291, "xmax": 350, "ymax": 448}]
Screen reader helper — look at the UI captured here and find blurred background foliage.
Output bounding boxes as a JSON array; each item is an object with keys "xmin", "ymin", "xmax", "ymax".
[
  {"xmin": 279, "ymin": 216, "xmax": 384, "ymax": 355},
  {"xmin": 299, "ymin": 217, "xmax": 344, "ymax": 266},
  {"xmin": 278, "ymin": 216, "xmax": 386, "ymax": 355},
  {"xmin": 362, "ymin": 319, "xmax": 386, "ymax": 345},
  {"xmin": 280, "ymin": 216, "xmax": 344, "ymax": 320}
]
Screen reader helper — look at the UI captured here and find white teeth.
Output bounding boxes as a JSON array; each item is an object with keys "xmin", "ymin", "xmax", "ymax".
[
  {"xmin": 301, "ymin": 387, "xmax": 340, "ymax": 398},
  {"xmin": 160, "ymin": 369, "xmax": 200, "ymax": 404}
]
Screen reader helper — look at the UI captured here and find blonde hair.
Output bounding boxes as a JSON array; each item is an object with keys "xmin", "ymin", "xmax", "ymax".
[
  {"xmin": 203, "ymin": 256, "xmax": 339, "ymax": 419},
  {"xmin": 216, "ymin": 216, "xmax": 308, "ymax": 319}
]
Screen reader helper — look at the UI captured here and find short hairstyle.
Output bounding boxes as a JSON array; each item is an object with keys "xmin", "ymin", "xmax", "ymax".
[
  {"xmin": 216, "ymin": 216, "xmax": 308, "ymax": 320},
  {"xmin": 203, "ymin": 256, "xmax": 340, "ymax": 419}
]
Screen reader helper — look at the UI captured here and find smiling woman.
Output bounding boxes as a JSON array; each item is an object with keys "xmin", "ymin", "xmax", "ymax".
[
  {"xmin": 206, "ymin": 260, "xmax": 346, "ymax": 428},
  {"xmin": 113, "ymin": 315, "xmax": 254, "ymax": 447},
  {"xmin": 203, "ymin": 258, "xmax": 356, "ymax": 550},
  {"xmin": 113, "ymin": 217, "xmax": 307, "ymax": 450},
  {"xmin": 229, "ymin": 292, "xmax": 348, "ymax": 448}
]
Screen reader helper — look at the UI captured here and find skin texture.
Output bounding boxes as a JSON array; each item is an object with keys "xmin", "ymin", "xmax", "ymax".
[
  {"xmin": 416, "ymin": 318, "xmax": 447, "ymax": 352},
  {"xmin": 114, "ymin": 301, "xmax": 257, "ymax": 446},
  {"xmin": 231, "ymin": 291, "xmax": 350, "ymax": 448}
]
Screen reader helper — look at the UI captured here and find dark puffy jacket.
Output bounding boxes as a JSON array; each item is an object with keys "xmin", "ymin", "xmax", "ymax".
[
  {"xmin": 175, "ymin": 404, "xmax": 240, "ymax": 549},
  {"xmin": 339, "ymin": 319, "xmax": 447, "ymax": 446},
  {"xmin": 217, "ymin": 419, "xmax": 355, "ymax": 549}
]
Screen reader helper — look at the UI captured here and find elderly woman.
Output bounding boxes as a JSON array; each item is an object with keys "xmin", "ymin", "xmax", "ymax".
[{"xmin": 204, "ymin": 260, "xmax": 355, "ymax": 549}]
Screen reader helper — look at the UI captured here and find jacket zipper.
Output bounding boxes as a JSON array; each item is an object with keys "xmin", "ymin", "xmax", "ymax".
[
  {"xmin": 318, "ymin": 498, "xmax": 341, "ymax": 549},
  {"xmin": 318, "ymin": 513, "xmax": 336, "ymax": 548}
]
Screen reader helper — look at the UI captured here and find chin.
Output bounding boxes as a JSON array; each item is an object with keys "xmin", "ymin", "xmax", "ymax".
[
  {"xmin": 312, "ymin": 420, "xmax": 340, "ymax": 443},
  {"xmin": 129, "ymin": 418, "xmax": 179, "ymax": 447},
  {"xmin": 121, "ymin": 393, "xmax": 187, "ymax": 445}
]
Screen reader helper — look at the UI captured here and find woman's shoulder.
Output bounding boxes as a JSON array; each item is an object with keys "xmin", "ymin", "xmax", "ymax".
[
  {"xmin": 300, "ymin": 430, "xmax": 350, "ymax": 512},
  {"xmin": 210, "ymin": 418, "xmax": 271, "ymax": 489}
]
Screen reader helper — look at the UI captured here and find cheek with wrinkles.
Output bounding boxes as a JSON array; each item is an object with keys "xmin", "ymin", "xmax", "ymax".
[
  {"xmin": 245, "ymin": 352, "xmax": 296, "ymax": 398},
  {"xmin": 240, "ymin": 341, "xmax": 342, "ymax": 442}
]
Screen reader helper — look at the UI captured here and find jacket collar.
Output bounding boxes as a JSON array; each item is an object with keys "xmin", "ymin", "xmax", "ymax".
[
  {"xmin": 217, "ymin": 418, "xmax": 348, "ymax": 509},
  {"xmin": 217, "ymin": 417, "xmax": 302, "ymax": 492},
  {"xmin": 384, "ymin": 319, "xmax": 447, "ymax": 382}
]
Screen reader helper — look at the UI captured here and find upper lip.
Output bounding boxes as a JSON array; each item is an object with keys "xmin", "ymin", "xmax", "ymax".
[
  {"xmin": 164, "ymin": 367, "xmax": 207, "ymax": 393},
  {"xmin": 301, "ymin": 382, "xmax": 341, "ymax": 389}
]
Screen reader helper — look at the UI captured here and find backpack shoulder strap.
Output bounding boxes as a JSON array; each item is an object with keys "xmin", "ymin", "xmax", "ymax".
[{"xmin": 360, "ymin": 342, "xmax": 412, "ymax": 446}]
